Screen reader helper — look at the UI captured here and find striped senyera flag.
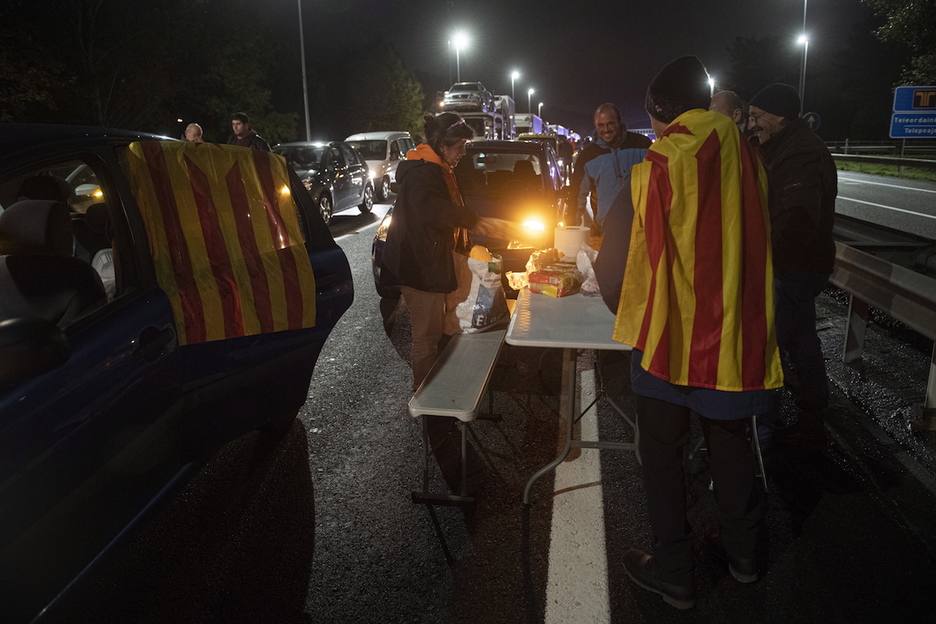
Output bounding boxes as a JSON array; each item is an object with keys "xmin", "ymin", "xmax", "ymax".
[
  {"xmin": 124, "ymin": 141, "xmax": 316, "ymax": 346},
  {"xmin": 613, "ymin": 109, "xmax": 783, "ymax": 392}
]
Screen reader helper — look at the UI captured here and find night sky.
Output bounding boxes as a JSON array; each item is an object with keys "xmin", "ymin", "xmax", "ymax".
[{"xmin": 268, "ymin": 0, "xmax": 875, "ymax": 136}]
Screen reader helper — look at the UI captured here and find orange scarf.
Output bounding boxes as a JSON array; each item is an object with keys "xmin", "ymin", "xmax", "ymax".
[{"xmin": 408, "ymin": 144, "xmax": 464, "ymax": 206}]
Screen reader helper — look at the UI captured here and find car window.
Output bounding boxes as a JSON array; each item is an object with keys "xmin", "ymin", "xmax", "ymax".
[
  {"xmin": 330, "ymin": 146, "xmax": 345, "ymax": 168},
  {"xmin": 455, "ymin": 151, "xmax": 544, "ymax": 195},
  {"xmin": 273, "ymin": 145, "xmax": 326, "ymax": 170},
  {"xmin": 389, "ymin": 141, "xmax": 402, "ymax": 161},
  {"xmin": 339, "ymin": 143, "xmax": 360, "ymax": 166},
  {"xmin": 346, "ymin": 140, "xmax": 386, "ymax": 160},
  {"xmin": 0, "ymin": 156, "xmax": 126, "ymax": 324},
  {"xmin": 401, "ymin": 137, "xmax": 415, "ymax": 152}
]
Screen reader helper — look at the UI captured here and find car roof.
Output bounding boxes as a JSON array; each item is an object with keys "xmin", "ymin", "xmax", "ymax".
[
  {"xmin": 466, "ymin": 140, "xmax": 548, "ymax": 154},
  {"xmin": 345, "ymin": 132, "xmax": 410, "ymax": 141},
  {"xmin": 274, "ymin": 141, "xmax": 336, "ymax": 149},
  {"xmin": 0, "ymin": 123, "xmax": 174, "ymax": 168}
]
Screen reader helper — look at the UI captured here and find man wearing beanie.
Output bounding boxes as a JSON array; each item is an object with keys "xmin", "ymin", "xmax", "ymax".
[
  {"xmin": 748, "ymin": 83, "xmax": 837, "ymax": 454},
  {"xmin": 596, "ymin": 56, "xmax": 781, "ymax": 608}
]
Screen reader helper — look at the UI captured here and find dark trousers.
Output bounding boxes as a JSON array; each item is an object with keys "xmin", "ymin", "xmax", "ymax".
[
  {"xmin": 774, "ymin": 272, "xmax": 830, "ymax": 413},
  {"xmin": 636, "ymin": 395, "xmax": 761, "ymax": 584}
]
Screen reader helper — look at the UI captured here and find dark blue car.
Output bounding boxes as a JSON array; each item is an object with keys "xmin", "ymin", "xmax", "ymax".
[{"xmin": 0, "ymin": 125, "xmax": 353, "ymax": 622}]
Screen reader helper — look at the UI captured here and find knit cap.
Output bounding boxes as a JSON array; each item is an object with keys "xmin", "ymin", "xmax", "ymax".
[
  {"xmin": 645, "ymin": 56, "xmax": 712, "ymax": 122},
  {"xmin": 749, "ymin": 83, "xmax": 801, "ymax": 119}
]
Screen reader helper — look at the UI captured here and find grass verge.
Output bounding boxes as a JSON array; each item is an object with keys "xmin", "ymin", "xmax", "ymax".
[{"xmin": 835, "ymin": 160, "xmax": 936, "ymax": 183}]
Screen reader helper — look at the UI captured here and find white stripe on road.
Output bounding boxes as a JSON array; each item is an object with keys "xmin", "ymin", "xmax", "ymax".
[
  {"xmin": 837, "ymin": 196, "xmax": 936, "ymax": 220},
  {"xmin": 545, "ymin": 365, "xmax": 611, "ymax": 624},
  {"xmin": 839, "ymin": 174, "xmax": 936, "ymax": 194}
]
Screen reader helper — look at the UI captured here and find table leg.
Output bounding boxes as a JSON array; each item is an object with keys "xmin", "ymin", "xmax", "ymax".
[{"xmin": 523, "ymin": 347, "xmax": 577, "ymax": 504}]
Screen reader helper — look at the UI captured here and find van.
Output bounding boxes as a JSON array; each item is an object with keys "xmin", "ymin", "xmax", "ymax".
[{"xmin": 345, "ymin": 131, "xmax": 416, "ymax": 201}]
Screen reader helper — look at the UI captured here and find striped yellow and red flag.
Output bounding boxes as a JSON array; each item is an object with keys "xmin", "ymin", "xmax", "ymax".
[
  {"xmin": 613, "ymin": 109, "xmax": 783, "ymax": 391},
  {"xmin": 124, "ymin": 141, "xmax": 316, "ymax": 346}
]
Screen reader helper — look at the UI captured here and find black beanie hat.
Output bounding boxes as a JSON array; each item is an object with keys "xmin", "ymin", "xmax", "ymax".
[
  {"xmin": 749, "ymin": 83, "xmax": 800, "ymax": 119},
  {"xmin": 645, "ymin": 56, "xmax": 712, "ymax": 122}
]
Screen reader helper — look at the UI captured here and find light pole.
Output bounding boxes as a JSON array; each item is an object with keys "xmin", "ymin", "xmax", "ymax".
[
  {"xmin": 797, "ymin": 0, "xmax": 808, "ymax": 117},
  {"xmin": 510, "ymin": 71, "xmax": 520, "ymax": 102},
  {"xmin": 527, "ymin": 88, "xmax": 534, "ymax": 114},
  {"xmin": 297, "ymin": 0, "xmax": 311, "ymax": 141},
  {"xmin": 798, "ymin": 34, "xmax": 809, "ymax": 117},
  {"xmin": 453, "ymin": 32, "xmax": 469, "ymax": 82},
  {"xmin": 538, "ymin": 102, "xmax": 543, "ymax": 118}
]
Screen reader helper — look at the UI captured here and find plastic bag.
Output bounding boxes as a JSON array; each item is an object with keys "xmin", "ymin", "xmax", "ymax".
[
  {"xmin": 575, "ymin": 244, "xmax": 601, "ymax": 297},
  {"xmin": 456, "ymin": 253, "xmax": 510, "ymax": 333}
]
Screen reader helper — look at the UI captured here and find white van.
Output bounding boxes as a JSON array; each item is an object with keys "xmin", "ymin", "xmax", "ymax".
[{"xmin": 344, "ymin": 131, "xmax": 416, "ymax": 201}]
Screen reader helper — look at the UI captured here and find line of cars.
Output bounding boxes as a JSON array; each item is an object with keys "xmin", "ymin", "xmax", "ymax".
[{"xmin": 273, "ymin": 131, "xmax": 416, "ymax": 225}]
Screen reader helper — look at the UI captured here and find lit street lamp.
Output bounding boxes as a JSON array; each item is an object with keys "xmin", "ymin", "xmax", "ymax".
[
  {"xmin": 798, "ymin": 34, "xmax": 809, "ymax": 117},
  {"xmin": 511, "ymin": 71, "xmax": 520, "ymax": 102},
  {"xmin": 538, "ymin": 102, "xmax": 544, "ymax": 118},
  {"xmin": 297, "ymin": 0, "xmax": 311, "ymax": 141},
  {"xmin": 453, "ymin": 32, "xmax": 469, "ymax": 83},
  {"xmin": 527, "ymin": 88, "xmax": 534, "ymax": 114}
]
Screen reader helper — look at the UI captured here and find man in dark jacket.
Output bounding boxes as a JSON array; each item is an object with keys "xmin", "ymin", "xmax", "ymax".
[
  {"xmin": 227, "ymin": 112, "xmax": 271, "ymax": 152},
  {"xmin": 748, "ymin": 83, "xmax": 837, "ymax": 452}
]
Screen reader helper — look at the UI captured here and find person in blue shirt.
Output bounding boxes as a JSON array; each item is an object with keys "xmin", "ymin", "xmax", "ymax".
[{"xmin": 568, "ymin": 103, "xmax": 651, "ymax": 233}]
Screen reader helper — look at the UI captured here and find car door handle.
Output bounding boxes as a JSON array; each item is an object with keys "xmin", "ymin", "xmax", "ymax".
[{"xmin": 134, "ymin": 326, "xmax": 175, "ymax": 360}]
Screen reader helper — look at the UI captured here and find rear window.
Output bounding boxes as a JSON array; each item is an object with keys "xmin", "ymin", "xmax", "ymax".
[
  {"xmin": 346, "ymin": 140, "xmax": 387, "ymax": 160},
  {"xmin": 455, "ymin": 151, "xmax": 544, "ymax": 195}
]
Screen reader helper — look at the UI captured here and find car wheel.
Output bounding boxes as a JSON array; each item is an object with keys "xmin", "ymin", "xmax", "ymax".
[
  {"xmin": 318, "ymin": 193, "xmax": 333, "ymax": 225},
  {"xmin": 359, "ymin": 183, "xmax": 374, "ymax": 214},
  {"xmin": 378, "ymin": 176, "xmax": 391, "ymax": 202}
]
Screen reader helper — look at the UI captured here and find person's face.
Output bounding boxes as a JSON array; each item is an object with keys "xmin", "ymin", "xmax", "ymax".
[
  {"xmin": 747, "ymin": 106, "xmax": 783, "ymax": 143},
  {"xmin": 594, "ymin": 110, "xmax": 621, "ymax": 145},
  {"xmin": 231, "ymin": 119, "xmax": 249, "ymax": 138},
  {"xmin": 440, "ymin": 139, "xmax": 468, "ymax": 168},
  {"xmin": 184, "ymin": 124, "xmax": 203, "ymax": 142}
]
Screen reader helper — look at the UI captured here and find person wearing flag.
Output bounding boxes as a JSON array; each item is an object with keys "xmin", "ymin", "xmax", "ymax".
[{"xmin": 596, "ymin": 56, "xmax": 783, "ymax": 609}]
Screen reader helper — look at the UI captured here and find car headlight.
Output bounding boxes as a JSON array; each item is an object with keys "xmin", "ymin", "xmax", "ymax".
[
  {"xmin": 376, "ymin": 214, "xmax": 392, "ymax": 242},
  {"xmin": 368, "ymin": 170, "xmax": 377, "ymax": 179}
]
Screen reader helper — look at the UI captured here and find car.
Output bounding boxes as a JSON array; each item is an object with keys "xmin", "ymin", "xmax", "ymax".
[
  {"xmin": 372, "ymin": 139, "xmax": 567, "ymax": 299},
  {"xmin": 442, "ymin": 82, "xmax": 495, "ymax": 113},
  {"xmin": 345, "ymin": 131, "xmax": 416, "ymax": 202},
  {"xmin": 0, "ymin": 123, "xmax": 353, "ymax": 623},
  {"xmin": 273, "ymin": 141, "xmax": 374, "ymax": 225}
]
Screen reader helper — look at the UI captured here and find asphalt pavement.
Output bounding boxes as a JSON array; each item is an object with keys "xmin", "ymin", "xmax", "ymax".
[{"xmin": 44, "ymin": 200, "xmax": 936, "ymax": 624}]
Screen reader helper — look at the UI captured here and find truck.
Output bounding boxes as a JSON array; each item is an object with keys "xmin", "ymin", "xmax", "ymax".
[
  {"xmin": 461, "ymin": 111, "xmax": 506, "ymax": 140},
  {"xmin": 494, "ymin": 95, "xmax": 516, "ymax": 138},
  {"xmin": 515, "ymin": 113, "xmax": 544, "ymax": 135}
]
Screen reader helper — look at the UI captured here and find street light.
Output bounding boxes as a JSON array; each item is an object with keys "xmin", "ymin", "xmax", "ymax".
[
  {"xmin": 538, "ymin": 102, "xmax": 544, "ymax": 118},
  {"xmin": 510, "ymin": 71, "xmax": 520, "ymax": 102},
  {"xmin": 453, "ymin": 32, "xmax": 469, "ymax": 83},
  {"xmin": 708, "ymin": 76, "xmax": 716, "ymax": 93},
  {"xmin": 527, "ymin": 88, "xmax": 534, "ymax": 114},
  {"xmin": 297, "ymin": 0, "xmax": 312, "ymax": 141},
  {"xmin": 798, "ymin": 34, "xmax": 809, "ymax": 117},
  {"xmin": 797, "ymin": 0, "xmax": 808, "ymax": 117}
]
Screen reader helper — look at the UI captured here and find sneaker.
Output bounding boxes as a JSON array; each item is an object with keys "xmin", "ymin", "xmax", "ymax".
[
  {"xmin": 622, "ymin": 548, "xmax": 695, "ymax": 610},
  {"xmin": 703, "ymin": 528, "xmax": 758, "ymax": 584}
]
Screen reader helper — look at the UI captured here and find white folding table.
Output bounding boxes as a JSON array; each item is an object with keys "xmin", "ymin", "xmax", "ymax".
[{"xmin": 505, "ymin": 288, "xmax": 635, "ymax": 504}]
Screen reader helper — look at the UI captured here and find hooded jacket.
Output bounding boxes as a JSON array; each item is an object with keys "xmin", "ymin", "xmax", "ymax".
[
  {"xmin": 757, "ymin": 118, "xmax": 837, "ymax": 278},
  {"xmin": 378, "ymin": 144, "xmax": 477, "ymax": 293}
]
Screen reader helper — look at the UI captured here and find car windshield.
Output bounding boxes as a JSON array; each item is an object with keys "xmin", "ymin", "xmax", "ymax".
[
  {"xmin": 346, "ymin": 140, "xmax": 386, "ymax": 160},
  {"xmin": 274, "ymin": 145, "xmax": 326, "ymax": 170},
  {"xmin": 452, "ymin": 83, "xmax": 481, "ymax": 92},
  {"xmin": 455, "ymin": 151, "xmax": 545, "ymax": 196}
]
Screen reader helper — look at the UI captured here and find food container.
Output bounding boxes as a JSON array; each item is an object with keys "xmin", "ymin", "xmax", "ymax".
[{"xmin": 529, "ymin": 265, "xmax": 579, "ymax": 297}]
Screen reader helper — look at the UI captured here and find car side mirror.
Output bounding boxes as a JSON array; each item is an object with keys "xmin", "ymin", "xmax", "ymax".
[{"xmin": 0, "ymin": 317, "xmax": 71, "ymax": 386}]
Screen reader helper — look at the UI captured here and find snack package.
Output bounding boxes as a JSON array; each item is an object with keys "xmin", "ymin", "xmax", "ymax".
[
  {"xmin": 575, "ymin": 244, "xmax": 601, "ymax": 297},
  {"xmin": 506, "ymin": 271, "xmax": 529, "ymax": 290},
  {"xmin": 529, "ymin": 264, "xmax": 580, "ymax": 297},
  {"xmin": 525, "ymin": 248, "xmax": 561, "ymax": 274}
]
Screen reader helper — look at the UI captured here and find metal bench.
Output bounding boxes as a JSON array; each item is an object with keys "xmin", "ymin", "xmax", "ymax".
[{"xmin": 408, "ymin": 327, "xmax": 508, "ymax": 506}]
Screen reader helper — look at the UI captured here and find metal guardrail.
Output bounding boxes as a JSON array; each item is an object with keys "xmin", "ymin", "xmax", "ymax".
[
  {"xmin": 831, "ymin": 153, "xmax": 936, "ymax": 171},
  {"xmin": 830, "ymin": 241, "xmax": 936, "ymax": 427}
]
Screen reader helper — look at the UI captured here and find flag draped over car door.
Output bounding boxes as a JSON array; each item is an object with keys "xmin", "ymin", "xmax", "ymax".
[{"xmin": 124, "ymin": 141, "xmax": 316, "ymax": 346}]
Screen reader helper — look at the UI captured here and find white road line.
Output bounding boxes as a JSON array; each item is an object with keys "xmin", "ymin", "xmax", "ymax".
[
  {"xmin": 545, "ymin": 365, "xmax": 610, "ymax": 624},
  {"xmin": 839, "ymin": 175, "xmax": 936, "ymax": 194},
  {"xmin": 837, "ymin": 196, "xmax": 936, "ymax": 220}
]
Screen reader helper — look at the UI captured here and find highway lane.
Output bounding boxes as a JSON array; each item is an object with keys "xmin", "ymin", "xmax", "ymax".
[
  {"xmin": 836, "ymin": 171, "xmax": 936, "ymax": 239},
  {"xmin": 39, "ymin": 194, "xmax": 936, "ymax": 623}
]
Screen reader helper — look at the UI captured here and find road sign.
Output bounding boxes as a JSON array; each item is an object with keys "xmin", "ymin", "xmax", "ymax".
[
  {"xmin": 891, "ymin": 86, "xmax": 936, "ymax": 138},
  {"xmin": 893, "ymin": 86, "xmax": 936, "ymax": 112},
  {"xmin": 803, "ymin": 112, "xmax": 821, "ymax": 130}
]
